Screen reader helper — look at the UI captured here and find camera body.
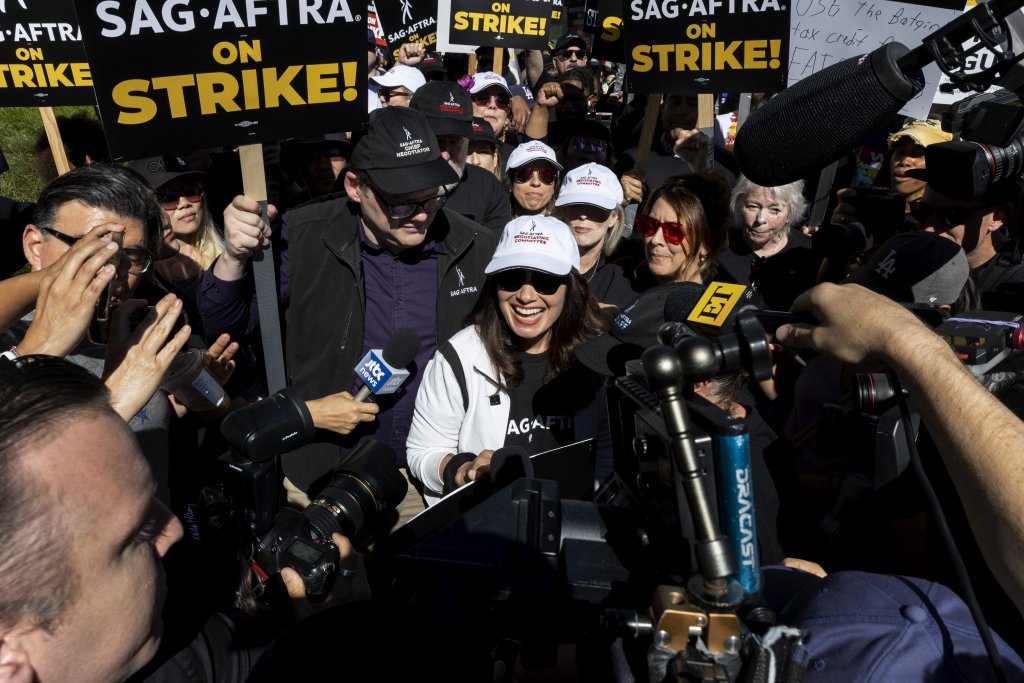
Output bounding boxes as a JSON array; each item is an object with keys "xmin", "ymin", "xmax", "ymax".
[
  {"xmin": 215, "ymin": 389, "xmax": 406, "ymax": 600},
  {"xmin": 253, "ymin": 507, "xmax": 340, "ymax": 600}
]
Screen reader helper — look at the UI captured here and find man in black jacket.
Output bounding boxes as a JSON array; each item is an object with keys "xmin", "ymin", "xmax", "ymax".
[{"xmin": 199, "ymin": 108, "xmax": 497, "ymax": 516}]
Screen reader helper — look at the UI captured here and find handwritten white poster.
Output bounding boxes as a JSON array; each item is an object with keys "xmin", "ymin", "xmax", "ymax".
[{"xmin": 788, "ymin": 0, "xmax": 963, "ymax": 119}]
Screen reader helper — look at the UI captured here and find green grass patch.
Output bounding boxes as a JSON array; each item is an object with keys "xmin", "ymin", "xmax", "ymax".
[{"xmin": 0, "ymin": 105, "xmax": 99, "ymax": 203}]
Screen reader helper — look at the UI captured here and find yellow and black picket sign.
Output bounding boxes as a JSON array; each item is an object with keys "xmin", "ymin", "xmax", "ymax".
[
  {"xmin": 72, "ymin": 0, "xmax": 367, "ymax": 161},
  {"xmin": 623, "ymin": 1, "xmax": 789, "ymax": 93}
]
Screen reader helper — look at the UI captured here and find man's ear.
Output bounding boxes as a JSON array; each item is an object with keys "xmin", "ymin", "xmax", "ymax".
[
  {"xmin": 22, "ymin": 225, "xmax": 47, "ymax": 272},
  {"xmin": 343, "ymin": 172, "xmax": 363, "ymax": 204},
  {"xmin": 0, "ymin": 633, "xmax": 35, "ymax": 683},
  {"xmin": 990, "ymin": 202, "xmax": 1014, "ymax": 232}
]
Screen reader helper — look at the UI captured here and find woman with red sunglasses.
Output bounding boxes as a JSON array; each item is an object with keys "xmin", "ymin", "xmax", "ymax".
[
  {"xmin": 504, "ymin": 141, "xmax": 562, "ymax": 217},
  {"xmin": 631, "ymin": 179, "xmax": 720, "ymax": 289}
]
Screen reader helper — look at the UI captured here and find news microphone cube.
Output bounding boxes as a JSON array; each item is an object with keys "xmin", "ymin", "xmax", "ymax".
[{"xmin": 355, "ymin": 350, "xmax": 410, "ymax": 396}]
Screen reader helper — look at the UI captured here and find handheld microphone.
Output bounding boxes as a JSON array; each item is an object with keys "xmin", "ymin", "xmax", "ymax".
[
  {"xmin": 659, "ymin": 282, "xmax": 705, "ymax": 346},
  {"xmin": 686, "ymin": 282, "xmax": 761, "ymax": 337},
  {"xmin": 353, "ymin": 328, "xmax": 420, "ymax": 402}
]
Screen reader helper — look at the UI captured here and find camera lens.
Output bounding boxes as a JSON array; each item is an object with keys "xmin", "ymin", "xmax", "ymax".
[
  {"xmin": 306, "ymin": 440, "xmax": 408, "ymax": 546},
  {"xmin": 853, "ymin": 371, "xmax": 899, "ymax": 411}
]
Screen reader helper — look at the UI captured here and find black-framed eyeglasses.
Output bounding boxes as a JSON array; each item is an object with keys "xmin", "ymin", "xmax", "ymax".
[
  {"xmin": 157, "ymin": 181, "xmax": 204, "ymax": 210},
  {"xmin": 559, "ymin": 48, "xmax": 587, "ymax": 61},
  {"xmin": 42, "ymin": 227, "xmax": 153, "ymax": 274},
  {"xmin": 370, "ymin": 186, "xmax": 449, "ymax": 220},
  {"xmin": 496, "ymin": 268, "xmax": 566, "ymax": 296}
]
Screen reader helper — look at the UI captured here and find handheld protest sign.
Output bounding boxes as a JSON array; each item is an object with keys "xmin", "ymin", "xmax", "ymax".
[
  {"xmin": 440, "ymin": 0, "xmax": 563, "ymax": 51},
  {"xmin": 583, "ymin": 0, "xmax": 624, "ymax": 63},
  {"xmin": 73, "ymin": 0, "xmax": 368, "ymax": 161},
  {"xmin": 374, "ymin": 0, "xmax": 438, "ymax": 63},
  {"xmin": 0, "ymin": 0, "xmax": 95, "ymax": 107},
  {"xmin": 624, "ymin": 1, "xmax": 788, "ymax": 94},
  {"xmin": 39, "ymin": 106, "xmax": 71, "ymax": 175}
]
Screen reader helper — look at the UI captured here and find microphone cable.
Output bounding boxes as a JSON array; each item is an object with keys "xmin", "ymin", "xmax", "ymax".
[{"xmin": 895, "ymin": 392, "xmax": 1009, "ymax": 683}]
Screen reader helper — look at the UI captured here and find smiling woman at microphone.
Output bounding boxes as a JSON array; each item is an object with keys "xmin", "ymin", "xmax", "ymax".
[{"xmin": 406, "ymin": 216, "xmax": 608, "ymax": 504}]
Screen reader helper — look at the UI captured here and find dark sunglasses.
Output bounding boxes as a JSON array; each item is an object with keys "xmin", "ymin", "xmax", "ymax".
[
  {"xmin": 559, "ymin": 48, "xmax": 587, "ymax": 60},
  {"xmin": 512, "ymin": 165, "xmax": 558, "ymax": 185},
  {"xmin": 635, "ymin": 213, "xmax": 688, "ymax": 245},
  {"xmin": 910, "ymin": 202, "xmax": 987, "ymax": 228},
  {"xmin": 471, "ymin": 92, "xmax": 510, "ymax": 109},
  {"xmin": 158, "ymin": 182, "xmax": 204, "ymax": 209},
  {"xmin": 496, "ymin": 269, "xmax": 566, "ymax": 296},
  {"xmin": 378, "ymin": 87, "xmax": 411, "ymax": 102},
  {"xmin": 370, "ymin": 186, "xmax": 448, "ymax": 220},
  {"xmin": 567, "ymin": 137, "xmax": 607, "ymax": 153}
]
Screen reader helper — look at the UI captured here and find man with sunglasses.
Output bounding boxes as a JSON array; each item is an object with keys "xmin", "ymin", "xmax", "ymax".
[
  {"xmin": 200, "ymin": 108, "xmax": 496, "ymax": 519},
  {"xmin": 909, "ymin": 172, "xmax": 1024, "ymax": 310}
]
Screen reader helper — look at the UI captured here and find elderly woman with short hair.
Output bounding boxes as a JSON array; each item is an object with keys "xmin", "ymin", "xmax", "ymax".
[{"xmin": 715, "ymin": 176, "xmax": 821, "ymax": 310}]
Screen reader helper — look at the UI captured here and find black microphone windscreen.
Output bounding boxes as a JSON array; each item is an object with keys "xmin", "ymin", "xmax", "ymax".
[
  {"xmin": 734, "ymin": 42, "xmax": 923, "ymax": 187},
  {"xmin": 381, "ymin": 327, "xmax": 420, "ymax": 368},
  {"xmin": 664, "ymin": 282, "xmax": 706, "ymax": 323}
]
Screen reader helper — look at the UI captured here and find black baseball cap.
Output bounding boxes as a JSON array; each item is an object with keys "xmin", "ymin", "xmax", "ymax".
[
  {"xmin": 349, "ymin": 108, "xmax": 458, "ymax": 195},
  {"xmin": 468, "ymin": 117, "xmax": 497, "ymax": 145},
  {"xmin": 554, "ymin": 33, "xmax": 587, "ymax": 53},
  {"xmin": 129, "ymin": 154, "xmax": 203, "ymax": 189},
  {"xmin": 416, "ymin": 51, "xmax": 446, "ymax": 77},
  {"xmin": 410, "ymin": 81, "xmax": 474, "ymax": 138}
]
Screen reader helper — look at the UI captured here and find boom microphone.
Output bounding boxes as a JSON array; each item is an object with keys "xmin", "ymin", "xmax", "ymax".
[
  {"xmin": 735, "ymin": 0, "xmax": 1024, "ymax": 186},
  {"xmin": 353, "ymin": 328, "xmax": 420, "ymax": 402},
  {"xmin": 734, "ymin": 41, "xmax": 923, "ymax": 187}
]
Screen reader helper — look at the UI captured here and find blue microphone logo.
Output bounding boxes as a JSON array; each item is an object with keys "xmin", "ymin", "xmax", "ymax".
[{"xmin": 358, "ymin": 351, "xmax": 394, "ymax": 393}]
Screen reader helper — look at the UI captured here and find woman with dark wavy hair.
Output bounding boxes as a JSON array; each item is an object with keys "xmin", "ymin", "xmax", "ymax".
[{"xmin": 407, "ymin": 215, "xmax": 609, "ymax": 504}]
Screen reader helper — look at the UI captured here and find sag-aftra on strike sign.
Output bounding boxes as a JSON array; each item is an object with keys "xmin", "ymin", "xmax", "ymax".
[
  {"xmin": 0, "ymin": 0, "xmax": 94, "ymax": 106},
  {"xmin": 74, "ymin": 0, "xmax": 368, "ymax": 159}
]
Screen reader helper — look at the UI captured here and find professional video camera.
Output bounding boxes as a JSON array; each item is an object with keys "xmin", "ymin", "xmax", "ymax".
[
  {"xmin": 928, "ymin": 88, "xmax": 1024, "ymax": 201},
  {"xmin": 213, "ymin": 389, "xmax": 407, "ymax": 602},
  {"xmin": 379, "ymin": 313, "xmax": 806, "ymax": 682}
]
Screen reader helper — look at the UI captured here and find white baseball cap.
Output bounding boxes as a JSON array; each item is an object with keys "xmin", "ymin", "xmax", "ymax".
[
  {"xmin": 370, "ymin": 64, "xmax": 426, "ymax": 93},
  {"xmin": 505, "ymin": 140, "xmax": 562, "ymax": 172},
  {"xmin": 469, "ymin": 71, "xmax": 512, "ymax": 95},
  {"xmin": 485, "ymin": 215, "xmax": 581, "ymax": 276},
  {"xmin": 555, "ymin": 163, "xmax": 623, "ymax": 211}
]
